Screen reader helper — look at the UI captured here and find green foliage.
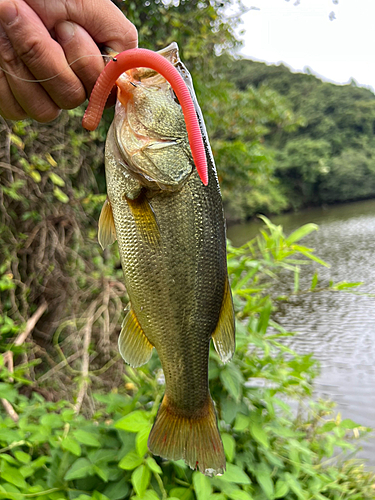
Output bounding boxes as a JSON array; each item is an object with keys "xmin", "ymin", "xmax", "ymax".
[
  {"xmin": 116, "ymin": 0, "xmax": 244, "ymax": 77},
  {"xmin": 0, "ymin": 218, "xmax": 374, "ymax": 499},
  {"xmin": 320, "ymin": 149, "xmax": 375, "ymax": 203}
]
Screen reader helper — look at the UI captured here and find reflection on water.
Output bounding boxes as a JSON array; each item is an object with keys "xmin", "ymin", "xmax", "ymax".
[{"xmin": 228, "ymin": 199, "xmax": 375, "ymax": 465}]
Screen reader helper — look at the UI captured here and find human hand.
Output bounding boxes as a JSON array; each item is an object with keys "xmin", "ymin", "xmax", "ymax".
[{"xmin": 0, "ymin": 0, "xmax": 137, "ymax": 122}]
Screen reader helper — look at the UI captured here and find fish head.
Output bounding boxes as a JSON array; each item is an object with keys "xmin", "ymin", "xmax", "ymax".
[{"xmin": 113, "ymin": 46, "xmax": 194, "ymax": 192}]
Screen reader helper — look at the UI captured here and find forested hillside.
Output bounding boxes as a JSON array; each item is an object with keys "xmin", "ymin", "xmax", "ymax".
[{"xmin": 221, "ymin": 58, "xmax": 375, "ymax": 217}]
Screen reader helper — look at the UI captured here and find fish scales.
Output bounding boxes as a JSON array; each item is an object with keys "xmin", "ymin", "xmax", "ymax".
[
  {"xmin": 106, "ymin": 133, "xmax": 226, "ymax": 412},
  {"xmin": 99, "ymin": 43, "xmax": 235, "ymax": 475}
]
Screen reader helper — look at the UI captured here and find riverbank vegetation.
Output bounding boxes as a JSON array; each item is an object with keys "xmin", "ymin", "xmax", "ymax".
[{"xmin": 1, "ymin": 0, "xmax": 374, "ymax": 498}]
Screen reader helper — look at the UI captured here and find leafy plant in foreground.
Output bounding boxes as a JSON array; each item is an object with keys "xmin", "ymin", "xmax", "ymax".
[{"xmin": 0, "ymin": 218, "xmax": 374, "ymax": 500}]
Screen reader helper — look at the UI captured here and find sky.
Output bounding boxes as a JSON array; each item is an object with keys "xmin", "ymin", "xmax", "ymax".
[{"xmin": 238, "ymin": 0, "xmax": 375, "ymax": 91}]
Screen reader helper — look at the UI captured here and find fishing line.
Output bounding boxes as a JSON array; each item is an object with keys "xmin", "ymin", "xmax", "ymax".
[{"xmin": 0, "ymin": 54, "xmax": 115, "ymax": 83}]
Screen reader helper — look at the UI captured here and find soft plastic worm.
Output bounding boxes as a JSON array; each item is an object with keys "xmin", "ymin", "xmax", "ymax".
[{"xmin": 82, "ymin": 48, "xmax": 208, "ymax": 186}]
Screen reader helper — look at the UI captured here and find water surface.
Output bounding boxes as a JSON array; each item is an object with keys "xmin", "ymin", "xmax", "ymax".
[{"xmin": 228, "ymin": 199, "xmax": 375, "ymax": 465}]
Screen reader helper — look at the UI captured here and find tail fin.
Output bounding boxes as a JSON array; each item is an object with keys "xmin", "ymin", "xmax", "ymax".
[{"xmin": 148, "ymin": 394, "xmax": 225, "ymax": 476}]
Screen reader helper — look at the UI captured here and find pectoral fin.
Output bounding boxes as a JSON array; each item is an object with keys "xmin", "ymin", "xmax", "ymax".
[
  {"xmin": 98, "ymin": 198, "xmax": 117, "ymax": 250},
  {"xmin": 119, "ymin": 308, "xmax": 154, "ymax": 367},
  {"xmin": 212, "ymin": 277, "xmax": 235, "ymax": 363},
  {"xmin": 126, "ymin": 192, "xmax": 161, "ymax": 247}
]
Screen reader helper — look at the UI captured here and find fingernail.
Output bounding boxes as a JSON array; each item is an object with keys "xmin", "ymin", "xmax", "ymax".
[
  {"xmin": 0, "ymin": 1, "xmax": 18, "ymax": 26},
  {"xmin": 55, "ymin": 21, "xmax": 75, "ymax": 43}
]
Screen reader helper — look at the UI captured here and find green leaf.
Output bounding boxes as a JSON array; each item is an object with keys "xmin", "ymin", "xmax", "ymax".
[
  {"xmin": 0, "ymin": 464, "xmax": 27, "ymax": 489},
  {"xmin": 332, "ymin": 281, "xmax": 363, "ymax": 290},
  {"xmin": 233, "ymin": 413, "xmax": 250, "ymax": 432},
  {"xmin": 257, "ymin": 299, "xmax": 272, "ymax": 335},
  {"xmin": 220, "ymin": 463, "xmax": 251, "ymax": 484},
  {"xmin": 286, "ymin": 224, "xmax": 318, "ymax": 244},
  {"xmin": 103, "ymin": 477, "xmax": 130, "ymax": 500},
  {"xmin": 169, "ymin": 488, "xmax": 194, "ymax": 500},
  {"xmin": 10, "ymin": 134, "xmax": 24, "ymax": 149},
  {"xmin": 284, "ymin": 472, "xmax": 307, "ymax": 500},
  {"xmin": 317, "ymin": 421, "xmax": 336, "ymax": 433},
  {"xmin": 250, "ymin": 422, "xmax": 269, "ymax": 448},
  {"xmin": 93, "ymin": 464, "xmax": 110, "ymax": 482},
  {"xmin": 53, "ymin": 186, "xmax": 69, "ymax": 203},
  {"xmin": 220, "ymin": 365, "xmax": 243, "ymax": 400},
  {"xmin": 13, "ymin": 451, "xmax": 31, "ymax": 464},
  {"xmin": 30, "ymin": 170, "xmax": 41, "ymax": 182},
  {"xmin": 310, "ymin": 271, "xmax": 318, "ymax": 290},
  {"xmin": 136, "ymin": 425, "xmax": 152, "ymax": 457},
  {"xmin": 255, "ymin": 463, "xmax": 274, "ymax": 498},
  {"xmin": 193, "ymin": 470, "xmax": 212, "ymax": 500},
  {"xmin": 226, "ymin": 490, "xmax": 252, "ymax": 500},
  {"xmin": 274, "ymin": 479, "xmax": 289, "ymax": 499},
  {"xmin": 131, "ymin": 465, "xmax": 151, "ymax": 497},
  {"xmin": 88, "ymin": 449, "xmax": 118, "ymax": 465},
  {"xmin": 61, "ymin": 436, "xmax": 82, "ymax": 456},
  {"xmin": 340, "ymin": 418, "xmax": 361, "ymax": 429},
  {"xmin": 49, "ymin": 172, "xmax": 65, "ymax": 186},
  {"xmin": 118, "ymin": 450, "xmax": 143, "ymax": 470},
  {"xmin": 133, "ymin": 492, "xmax": 160, "ymax": 500},
  {"xmin": 115, "ymin": 411, "xmax": 150, "ymax": 432},
  {"xmin": 0, "ymin": 454, "xmax": 18, "ymax": 465},
  {"xmin": 221, "ymin": 433, "xmax": 236, "ymax": 462},
  {"xmin": 92, "ymin": 492, "xmax": 110, "ymax": 500},
  {"xmin": 0, "ymin": 383, "xmax": 17, "ymax": 402},
  {"xmin": 64, "ymin": 458, "xmax": 94, "ymax": 480},
  {"xmin": 146, "ymin": 456, "xmax": 162, "ymax": 474},
  {"xmin": 73, "ymin": 429, "xmax": 101, "ymax": 447},
  {"xmin": 293, "ymin": 245, "xmax": 329, "ymax": 267}
]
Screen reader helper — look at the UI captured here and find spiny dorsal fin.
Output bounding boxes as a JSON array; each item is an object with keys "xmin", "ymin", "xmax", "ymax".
[
  {"xmin": 126, "ymin": 192, "xmax": 160, "ymax": 247},
  {"xmin": 119, "ymin": 308, "xmax": 154, "ymax": 367},
  {"xmin": 212, "ymin": 277, "xmax": 235, "ymax": 364},
  {"xmin": 98, "ymin": 197, "xmax": 117, "ymax": 249}
]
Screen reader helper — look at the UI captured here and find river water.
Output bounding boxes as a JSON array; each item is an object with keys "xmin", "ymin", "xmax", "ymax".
[{"xmin": 227, "ymin": 199, "xmax": 375, "ymax": 466}]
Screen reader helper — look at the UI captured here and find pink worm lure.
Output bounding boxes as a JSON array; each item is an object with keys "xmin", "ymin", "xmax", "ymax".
[{"xmin": 82, "ymin": 48, "xmax": 208, "ymax": 186}]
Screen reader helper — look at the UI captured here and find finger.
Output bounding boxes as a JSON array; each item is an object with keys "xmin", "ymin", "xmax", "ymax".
[
  {"xmin": 75, "ymin": 0, "xmax": 138, "ymax": 52},
  {"xmin": 0, "ymin": 53, "xmax": 27, "ymax": 120},
  {"xmin": 55, "ymin": 21, "xmax": 105, "ymax": 98},
  {"xmin": 0, "ymin": 0, "xmax": 86, "ymax": 111},
  {"xmin": 24, "ymin": 0, "xmax": 138, "ymax": 52},
  {"xmin": 0, "ymin": 14, "xmax": 60, "ymax": 122}
]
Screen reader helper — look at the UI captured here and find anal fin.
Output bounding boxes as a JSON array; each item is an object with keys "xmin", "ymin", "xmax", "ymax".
[
  {"xmin": 119, "ymin": 308, "xmax": 154, "ymax": 367},
  {"xmin": 98, "ymin": 197, "xmax": 117, "ymax": 249},
  {"xmin": 212, "ymin": 277, "xmax": 235, "ymax": 363}
]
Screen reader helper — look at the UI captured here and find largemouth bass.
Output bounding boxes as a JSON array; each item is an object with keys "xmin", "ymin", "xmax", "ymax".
[{"xmin": 97, "ymin": 43, "xmax": 235, "ymax": 476}]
